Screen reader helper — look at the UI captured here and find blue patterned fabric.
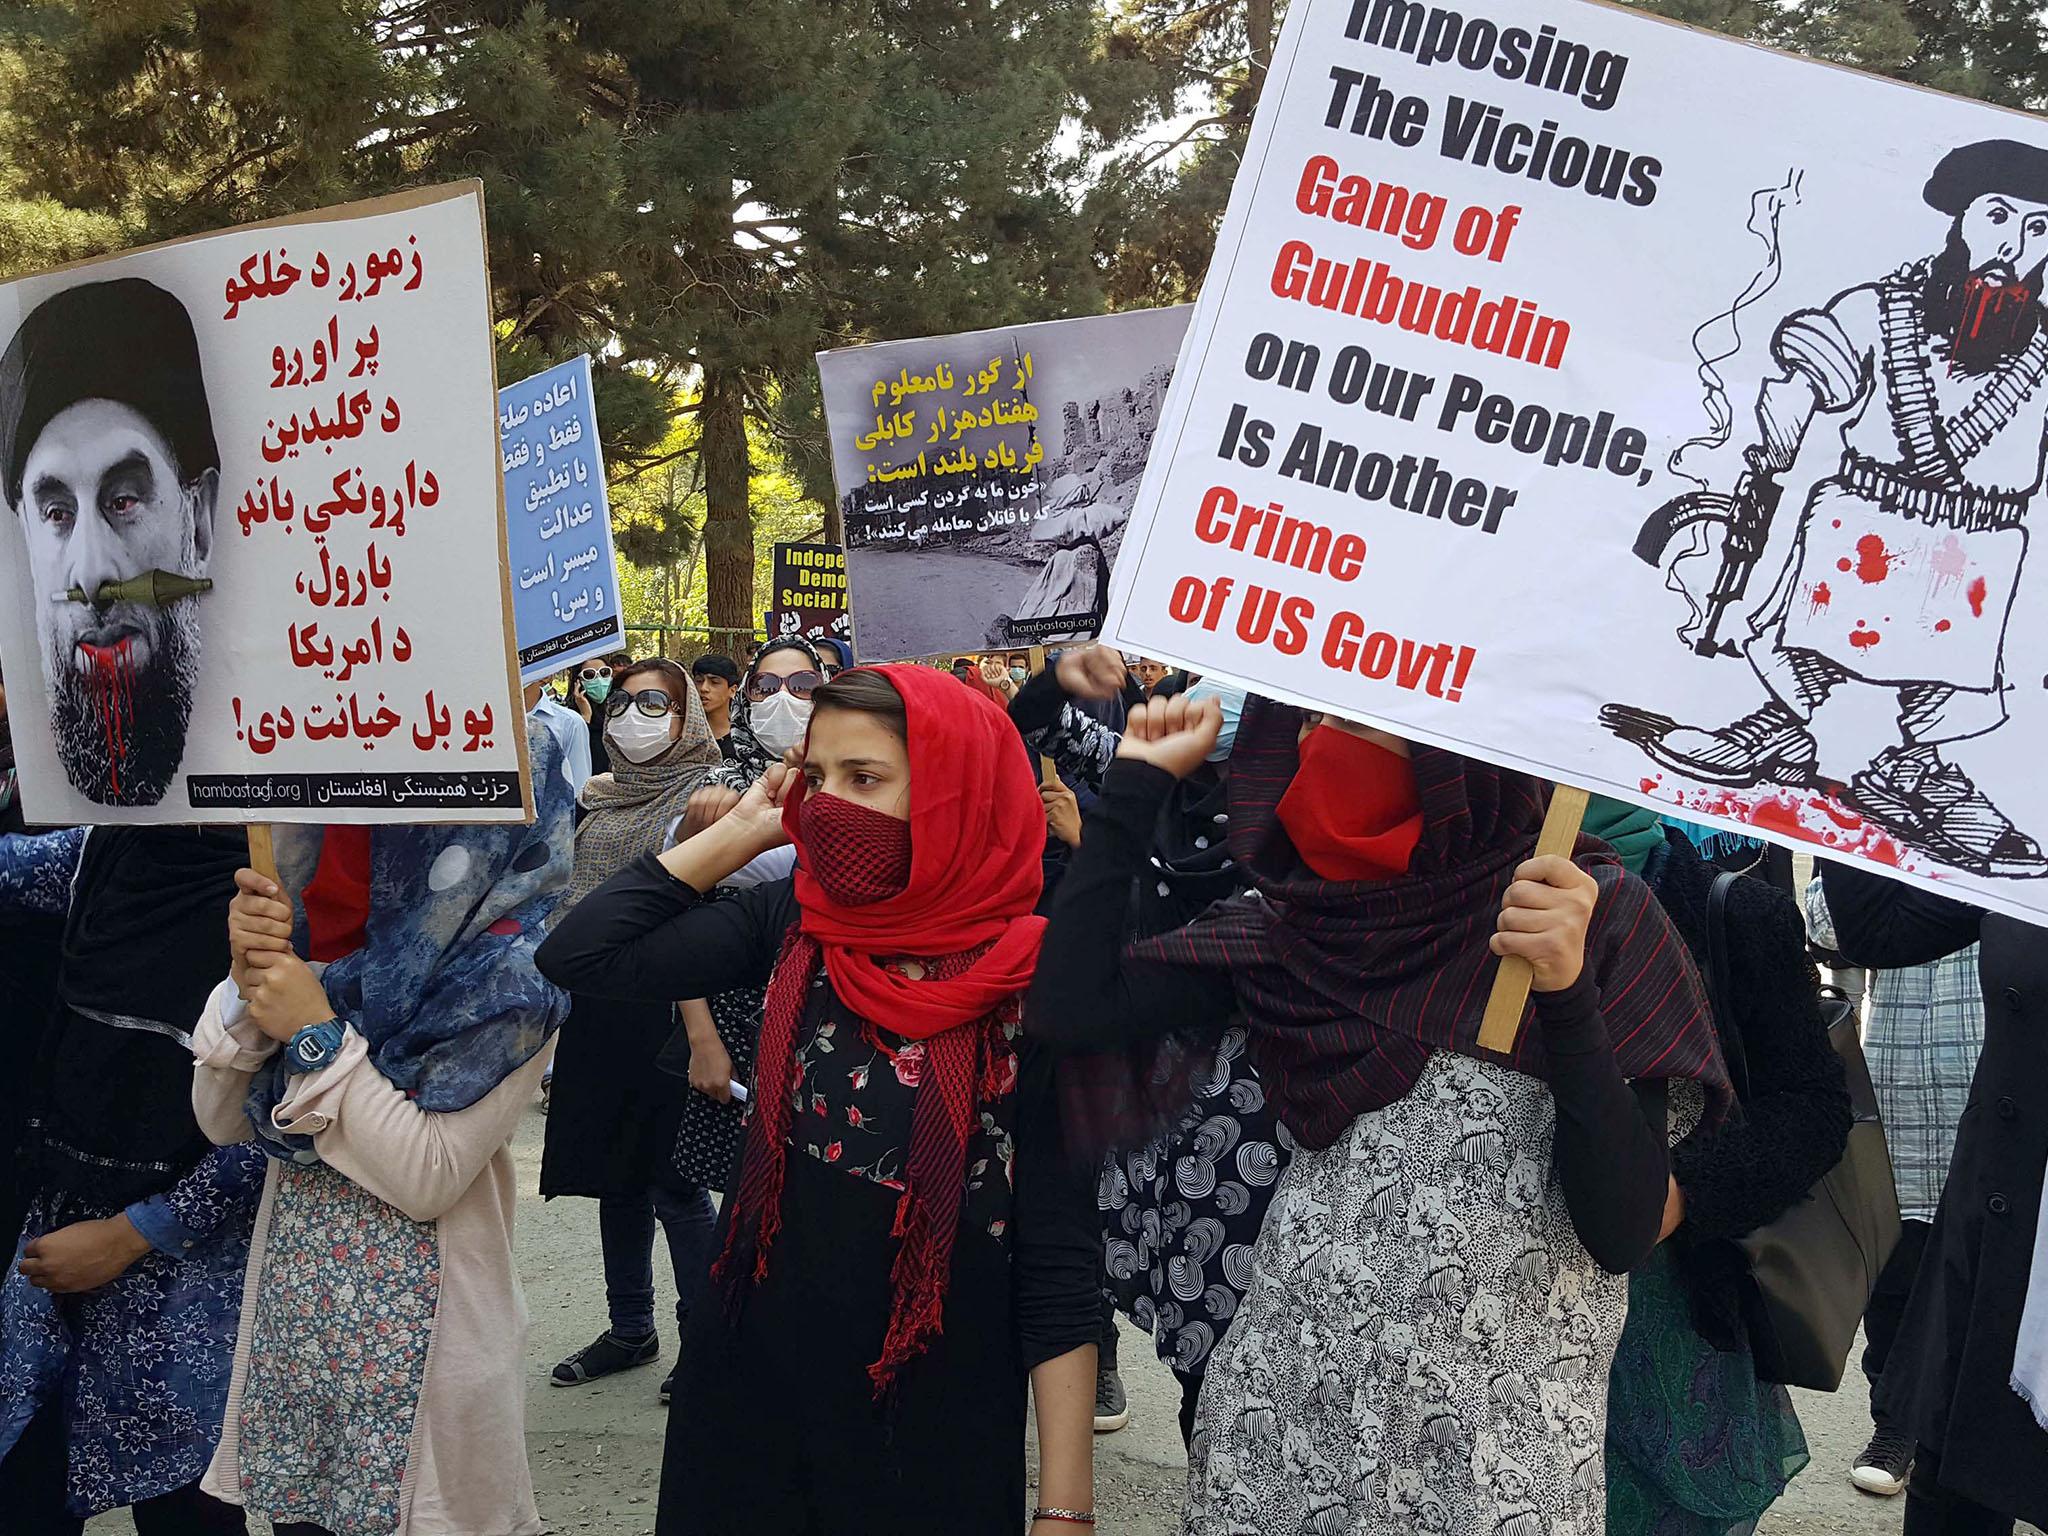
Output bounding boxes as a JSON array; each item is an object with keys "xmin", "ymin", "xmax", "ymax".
[
  {"xmin": 0, "ymin": 1143, "xmax": 266, "ymax": 1516},
  {"xmin": 245, "ymin": 718, "xmax": 575, "ymax": 1159},
  {"xmin": 0, "ymin": 826, "xmax": 86, "ymax": 918}
]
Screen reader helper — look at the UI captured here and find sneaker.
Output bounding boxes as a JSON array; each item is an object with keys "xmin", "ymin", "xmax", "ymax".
[
  {"xmin": 1850, "ymin": 1426, "xmax": 1914, "ymax": 1496},
  {"xmin": 1093, "ymin": 1366, "xmax": 1130, "ymax": 1433},
  {"xmin": 550, "ymin": 1330, "xmax": 658, "ymax": 1386}
]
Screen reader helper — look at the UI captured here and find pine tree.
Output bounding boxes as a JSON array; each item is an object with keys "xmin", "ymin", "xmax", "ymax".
[{"xmin": 0, "ymin": 1, "xmax": 1134, "ymax": 649}]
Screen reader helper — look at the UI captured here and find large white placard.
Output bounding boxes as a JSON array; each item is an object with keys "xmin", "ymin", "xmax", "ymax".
[
  {"xmin": 0, "ymin": 183, "xmax": 529, "ymax": 824},
  {"xmin": 1103, "ymin": 0, "xmax": 2048, "ymax": 920}
]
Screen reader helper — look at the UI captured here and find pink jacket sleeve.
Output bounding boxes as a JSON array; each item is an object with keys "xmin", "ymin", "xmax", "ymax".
[
  {"xmin": 269, "ymin": 1031, "xmax": 554, "ymax": 1223},
  {"xmin": 190, "ymin": 977, "xmax": 279, "ymax": 1146}
]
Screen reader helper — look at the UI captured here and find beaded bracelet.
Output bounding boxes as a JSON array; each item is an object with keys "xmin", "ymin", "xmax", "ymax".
[{"xmin": 1032, "ymin": 1509, "xmax": 1097, "ymax": 1526}]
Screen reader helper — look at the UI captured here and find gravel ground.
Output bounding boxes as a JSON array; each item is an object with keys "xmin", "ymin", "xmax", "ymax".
[{"xmin": 87, "ymin": 1098, "xmax": 2038, "ymax": 1535}]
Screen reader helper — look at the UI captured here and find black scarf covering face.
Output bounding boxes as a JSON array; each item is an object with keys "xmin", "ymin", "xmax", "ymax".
[{"xmin": 33, "ymin": 826, "xmax": 244, "ymax": 1207}]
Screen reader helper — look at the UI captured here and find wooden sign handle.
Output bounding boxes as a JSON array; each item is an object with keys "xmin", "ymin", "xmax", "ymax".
[
  {"xmin": 246, "ymin": 823, "xmax": 279, "ymax": 885},
  {"xmin": 1476, "ymin": 784, "xmax": 1591, "ymax": 1053}
]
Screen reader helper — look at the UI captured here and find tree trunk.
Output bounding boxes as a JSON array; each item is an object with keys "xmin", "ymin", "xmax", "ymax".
[
  {"xmin": 700, "ymin": 364, "xmax": 754, "ymax": 654},
  {"xmin": 1247, "ymin": 0, "xmax": 1277, "ymax": 101}
]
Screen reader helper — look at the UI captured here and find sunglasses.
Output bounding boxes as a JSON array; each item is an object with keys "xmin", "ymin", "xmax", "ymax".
[
  {"xmin": 603, "ymin": 688, "xmax": 680, "ymax": 720},
  {"xmin": 747, "ymin": 669, "xmax": 822, "ymax": 702},
  {"xmin": 578, "ymin": 664, "xmax": 612, "ymax": 682}
]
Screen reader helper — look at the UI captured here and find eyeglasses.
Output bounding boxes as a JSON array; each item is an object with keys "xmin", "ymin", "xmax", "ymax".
[
  {"xmin": 747, "ymin": 669, "xmax": 822, "ymax": 702},
  {"xmin": 578, "ymin": 664, "xmax": 612, "ymax": 682},
  {"xmin": 603, "ymin": 688, "xmax": 680, "ymax": 720}
]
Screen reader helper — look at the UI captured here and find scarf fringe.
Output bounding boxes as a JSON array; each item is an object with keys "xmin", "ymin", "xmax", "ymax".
[{"xmin": 717, "ymin": 928, "xmax": 1000, "ymax": 1397}]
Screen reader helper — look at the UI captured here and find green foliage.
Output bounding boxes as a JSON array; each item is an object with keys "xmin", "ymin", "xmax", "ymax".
[
  {"xmin": 0, "ymin": 0, "xmax": 1138, "ymax": 632},
  {"xmin": 14, "ymin": 0, "xmax": 2034, "ymax": 640}
]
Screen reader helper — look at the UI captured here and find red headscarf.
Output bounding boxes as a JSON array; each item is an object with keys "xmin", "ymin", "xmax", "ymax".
[{"xmin": 716, "ymin": 664, "xmax": 1048, "ymax": 1393}]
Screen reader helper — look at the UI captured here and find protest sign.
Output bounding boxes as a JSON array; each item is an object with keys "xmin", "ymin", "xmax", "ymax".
[
  {"xmin": 1100, "ymin": 0, "xmax": 2048, "ymax": 922},
  {"xmin": 0, "ymin": 181, "xmax": 529, "ymax": 825},
  {"xmin": 818, "ymin": 306, "xmax": 1191, "ymax": 660},
  {"xmin": 765, "ymin": 541, "xmax": 852, "ymax": 646},
  {"xmin": 501, "ymin": 354, "xmax": 623, "ymax": 682}
]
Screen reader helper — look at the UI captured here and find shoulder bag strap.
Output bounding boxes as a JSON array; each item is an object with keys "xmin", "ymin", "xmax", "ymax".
[{"xmin": 1706, "ymin": 869, "xmax": 1754, "ymax": 1103}]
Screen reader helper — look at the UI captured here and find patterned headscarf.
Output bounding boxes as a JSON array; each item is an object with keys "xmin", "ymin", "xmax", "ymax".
[
  {"xmin": 567, "ymin": 661, "xmax": 722, "ymax": 908},
  {"xmin": 711, "ymin": 635, "xmax": 829, "ymax": 790},
  {"xmin": 245, "ymin": 717, "xmax": 576, "ymax": 1161},
  {"xmin": 1132, "ymin": 699, "xmax": 1730, "ymax": 1150}
]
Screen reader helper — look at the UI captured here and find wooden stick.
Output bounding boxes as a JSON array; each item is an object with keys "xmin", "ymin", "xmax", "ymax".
[
  {"xmin": 1476, "ymin": 784, "xmax": 1591, "ymax": 1053},
  {"xmin": 245, "ymin": 823, "xmax": 279, "ymax": 885}
]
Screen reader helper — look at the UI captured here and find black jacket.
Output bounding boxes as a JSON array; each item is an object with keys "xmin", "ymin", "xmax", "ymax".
[
  {"xmin": 1648, "ymin": 832, "xmax": 1851, "ymax": 1243},
  {"xmin": 1820, "ymin": 862, "xmax": 2048, "ymax": 1524}
]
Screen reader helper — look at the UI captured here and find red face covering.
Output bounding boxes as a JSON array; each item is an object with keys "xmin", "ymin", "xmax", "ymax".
[
  {"xmin": 1276, "ymin": 726, "xmax": 1425, "ymax": 883},
  {"xmin": 720, "ymin": 664, "xmax": 1047, "ymax": 1395},
  {"xmin": 798, "ymin": 792, "xmax": 912, "ymax": 907}
]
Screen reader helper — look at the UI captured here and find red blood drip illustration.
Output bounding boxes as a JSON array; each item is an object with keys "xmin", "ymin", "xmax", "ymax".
[
  {"xmin": 80, "ymin": 637, "xmax": 137, "ymax": 798},
  {"xmin": 1848, "ymin": 622, "xmax": 1881, "ymax": 651},
  {"xmin": 1968, "ymin": 576, "xmax": 1987, "ymax": 617},
  {"xmin": 1852, "ymin": 534, "xmax": 1892, "ymax": 585}
]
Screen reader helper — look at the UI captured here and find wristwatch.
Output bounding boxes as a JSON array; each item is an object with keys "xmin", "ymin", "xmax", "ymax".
[{"xmin": 284, "ymin": 1018, "xmax": 348, "ymax": 1075}]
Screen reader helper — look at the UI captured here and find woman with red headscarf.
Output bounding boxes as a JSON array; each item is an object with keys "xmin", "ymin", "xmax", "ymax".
[
  {"xmin": 1030, "ymin": 690, "xmax": 1730, "ymax": 1536},
  {"xmin": 536, "ymin": 665, "xmax": 1099, "ymax": 1536}
]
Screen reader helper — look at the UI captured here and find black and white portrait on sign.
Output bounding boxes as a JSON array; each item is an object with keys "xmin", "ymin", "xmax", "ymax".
[
  {"xmin": 817, "ymin": 305, "xmax": 1192, "ymax": 662},
  {"xmin": 0, "ymin": 279, "xmax": 220, "ymax": 807},
  {"xmin": 1607, "ymin": 140, "xmax": 2048, "ymax": 877}
]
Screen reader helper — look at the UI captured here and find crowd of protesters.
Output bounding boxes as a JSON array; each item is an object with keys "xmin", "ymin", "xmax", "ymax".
[{"xmin": 0, "ymin": 641, "xmax": 2042, "ymax": 1536}]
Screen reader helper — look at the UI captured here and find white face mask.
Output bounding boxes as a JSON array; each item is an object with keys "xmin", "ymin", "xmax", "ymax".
[
  {"xmin": 749, "ymin": 690, "xmax": 812, "ymax": 758},
  {"xmin": 606, "ymin": 708, "xmax": 675, "ymax": 765}
]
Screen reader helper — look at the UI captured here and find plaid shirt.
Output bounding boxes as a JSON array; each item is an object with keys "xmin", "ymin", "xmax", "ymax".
[{"xmin": 1804, "ymin": 877, "xmax": 1984, "ymax": 1222}]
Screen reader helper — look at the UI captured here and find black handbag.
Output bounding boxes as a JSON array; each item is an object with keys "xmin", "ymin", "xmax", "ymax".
[{"xmin": 1703, "ymin": 869, "xmax": 1903, "ymax": 1390}]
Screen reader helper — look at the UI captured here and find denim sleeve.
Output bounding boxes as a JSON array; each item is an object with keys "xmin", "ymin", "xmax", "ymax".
[{"xmin": 124, "ymin": 1142, "xmax": 268, "ymax": 1254}]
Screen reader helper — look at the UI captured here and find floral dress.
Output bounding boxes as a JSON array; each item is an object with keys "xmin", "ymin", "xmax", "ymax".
[
  {"xmin": 788, "ymin": 968, "xmax": 1023, "ymax": 1236},
  {"xmin": 0, "ymin": 1148, "xmax": 265, "ymax": 1516},
  {"xmin": 236, "ymin": 1162, "xmax": 441, "ymax": 1536},
  {"xmin": 1183, "ymin": 1053, "xmax": 1630, "ymax": 1536}
]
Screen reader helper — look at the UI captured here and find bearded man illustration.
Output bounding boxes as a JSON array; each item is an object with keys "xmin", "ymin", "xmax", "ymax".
[
  {"xmin": 0, "ymin": 279, "xmax": 219, "ymax": 806},
  {"xmin": 1606, "ymin": 140, "xmax": 2048, "ymax": 875}
]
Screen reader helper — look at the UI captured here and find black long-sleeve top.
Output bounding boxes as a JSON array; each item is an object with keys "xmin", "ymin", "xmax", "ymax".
[
  {"xmin": 1025, "ymin": 759, "xmax": 1672, "ymax": 1274},
  {"xmin": 535, "ymin": 855, "xmax": 1099, "ymax": 1372},
  {"xmin": 1818, "ymin": 860, "xmax": 1983, "ymax": 968},
  {"xmin": 1647, "ymin": 832, "xmax": 1851, "ymax": 1242}
]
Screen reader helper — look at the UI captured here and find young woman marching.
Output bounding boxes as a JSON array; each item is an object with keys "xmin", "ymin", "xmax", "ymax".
[
  {"xmin": 542, "ymin": 660, "xmax": 727, "ymax": 1397},
  {"xmin": 190, "ymin": 723, "xmax": 575, "ymax": 1536},
  {"xmin": 1031, "ymin": 693, "xmax": 1729, "ymax": 1536},
  {"xmin": 1586, "ymin": 797, "xmax": 1850, "ymax": 1535},
  {"xmin": 537, "ymin": 665, "xmax": 1098, "ymax": 1536}
]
